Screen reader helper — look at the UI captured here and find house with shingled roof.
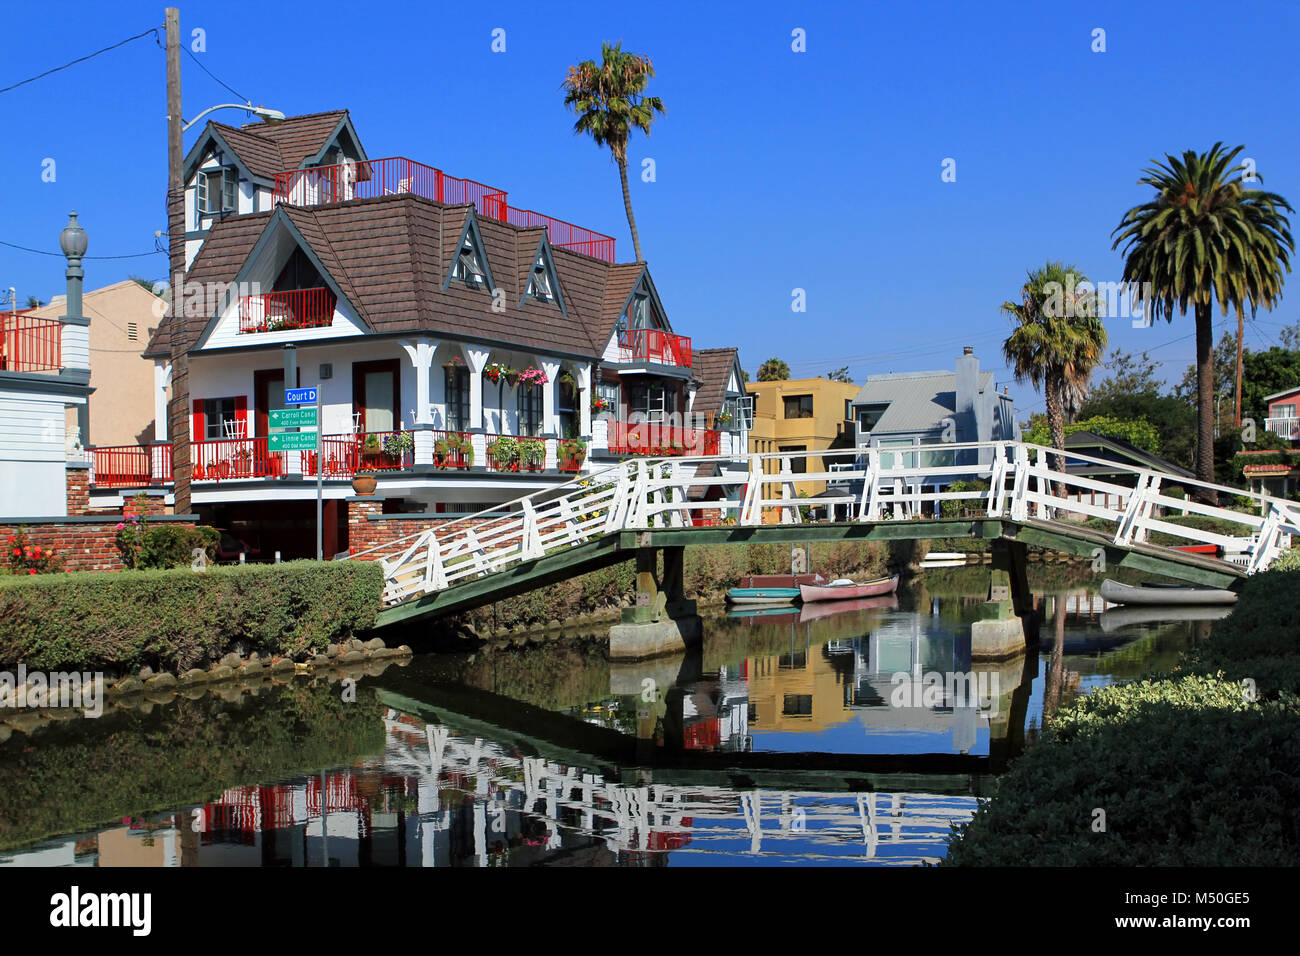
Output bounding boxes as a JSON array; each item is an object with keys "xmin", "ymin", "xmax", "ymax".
[{"xmin": 86, "ymin": 111, "xmax": 750, "ymax": 558}]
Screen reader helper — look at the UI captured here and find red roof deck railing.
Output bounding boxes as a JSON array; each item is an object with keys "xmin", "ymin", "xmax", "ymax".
[
  {"xmin": 272, "ymin": 156, "xmax": 616, "ymax": 263},
  {"xmin": 0, "ymin": 313, "xmax": 61, "ymax": 372},
  {"xmin": 238, "ymin": 287, "xmax": 336, "ymax": 334},
  {"xmin": 617, "ymin": 328, "xmax": 692, "ymax": 368}
]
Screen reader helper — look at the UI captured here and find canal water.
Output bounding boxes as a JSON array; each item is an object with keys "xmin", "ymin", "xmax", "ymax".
[{"xmin": 0, "ymin": 567, "xmax": 1220, "ymax": 867}]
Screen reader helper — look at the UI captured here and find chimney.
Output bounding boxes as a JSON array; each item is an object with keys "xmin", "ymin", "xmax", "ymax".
[{"xmin": 955, "ymin": 346, "xmax": 979, "ymax": 433}]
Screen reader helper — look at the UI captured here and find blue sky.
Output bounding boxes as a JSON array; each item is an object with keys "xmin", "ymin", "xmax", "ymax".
[{"xmin": 2, "ymin": 0, "xmax": 1298, "ymax": 417}]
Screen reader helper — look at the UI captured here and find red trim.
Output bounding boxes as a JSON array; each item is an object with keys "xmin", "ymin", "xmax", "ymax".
[{"xmin": 192, "ymin": 400, "xmax": 204, "ymax": 443}]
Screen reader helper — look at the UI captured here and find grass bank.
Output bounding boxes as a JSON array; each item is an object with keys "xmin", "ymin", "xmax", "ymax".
[
  {"xmin": 0, "ymin": 561, "xmax": 383, "ymax": 674},
  {"xmin": 943, "ymin": 555, "xmax": 1300, "ymax": 866}
]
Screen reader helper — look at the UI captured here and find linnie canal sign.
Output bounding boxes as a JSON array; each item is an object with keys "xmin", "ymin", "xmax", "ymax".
[{"xmin": 268, "ymin": 432, "xmax": 319, "ymax": 452}]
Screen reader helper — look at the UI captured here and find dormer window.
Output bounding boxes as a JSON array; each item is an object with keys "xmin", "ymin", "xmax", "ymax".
[
  {"xmin": 452, "ymin": 234, "xmax": 487, "ymax": 287},
  {"xmin": 198, "ymin": 167, "xmax": 238, "ymax": 215},
  {"xmin": 528, "ymin": 253, "xmax": 554, "ymax": 302}
]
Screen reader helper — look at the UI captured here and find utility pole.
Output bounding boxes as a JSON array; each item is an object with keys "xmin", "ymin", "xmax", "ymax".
[
  {"xmin": 165, "ymin": 7, "xmax": 192, "ymax": 516},
  {"xmin": 1235, "ymin": 312, "xmax": 1245, "ymax": 429}
]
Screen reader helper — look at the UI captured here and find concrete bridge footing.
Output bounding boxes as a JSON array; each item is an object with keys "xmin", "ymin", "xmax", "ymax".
[
  {"xmin": 609, "ymin": 546, "xmax": 703, "ymax": 661},
  {"xmin": 971, "ymin": 538, "xmax": 1038, "ymax": 661}
]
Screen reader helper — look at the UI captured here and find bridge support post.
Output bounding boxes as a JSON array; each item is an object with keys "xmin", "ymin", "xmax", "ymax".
[
  {"xmin": 609, "ymin": 546, "xmax": 702, "ymax": 661},
  {"xmin": 971, "ymin": 538, "xmax": 1038, "ymax": 660}
]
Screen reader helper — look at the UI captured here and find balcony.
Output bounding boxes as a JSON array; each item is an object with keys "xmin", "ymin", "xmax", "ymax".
[
  {"xmin": 271, "ymin": 156, "xmax": 617, "ymax": 263},
  {"xmin": 238, "ymin": 288, "xmax": 336, "ymax": 334},
  {"xmin": 617, "ymin": 329, "xmax": 692, "ymax": 368},
  {"xmin": 91, "ymin": 444, "xmax": 172, "ymax": 487},
  {"xmin": 1266, "ymin": 417, "xmax": 1299, "ymax": 440},
  {"xmin": 0, "ymin": 313, "xmax": 61, "ymax": 372},
  {"xmin": 607, "ymin": 421, "xmax": 720, "ymax": 456}
]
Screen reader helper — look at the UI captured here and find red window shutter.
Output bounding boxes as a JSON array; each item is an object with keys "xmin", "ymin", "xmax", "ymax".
[
  {"xmin": 235, "ymin": 395, "xmax": 248, "ymax": 435},
  {"xmin": 192, "ymin": 400, "xmax": 204, "ymax": 441}
]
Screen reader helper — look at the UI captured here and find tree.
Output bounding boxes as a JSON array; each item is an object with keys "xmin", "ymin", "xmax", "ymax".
[
  {"xmin": 1279, "ymin": 319, "xmax": 1300, "ymax": 350},
  {"xmin": 757, "ymin": 357, "xmax": 790, "ymax": 382},
  {"xmin": 825, "ymin": 366, "xmax": 851, "ymax": 382},
  {"xmin": 1023, "ymin": 414, "xmax": 1161, "ymax": 454},
  {"xmin": 1001, "ymin": 262, "xmax": 1108, "ymax": 481},
  {"xmin": 562, "ymin": 42, "xmax": 665, "ymax": 263},
  {"xmin": 129, "ymin": 275, "xmax": 165, "ymax": 297},
  {"xmin": 1089, "ymin": 348, "xmax": 1162, "ymax": 402},
  {"xmin": 1078, "ymin": 392, "xmax": 1197, "ymax": 471},
  {"xmin": 1112, "ymin": 143, "xmax": 1294, "ymax": 501},
  {"xmin": 1241, "ymin": 346, "xmax": 1300, "ymax": 423},
  {"xmin": 24, "ymin": 296, "xmax": 42, "ymax": 309}
]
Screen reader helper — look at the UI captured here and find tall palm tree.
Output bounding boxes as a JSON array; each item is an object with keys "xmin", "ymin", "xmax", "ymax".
[
  {"xmin": 1001, "ymin": 262, "xmax": 1108, "ymax": 484},
  {"xmin": 562, "ymin": 42, "xmax": 665, "ymax": 263},
  {"xmin": 1112, "ymin": 144, "xmax": 1293, "ymax": 501}
]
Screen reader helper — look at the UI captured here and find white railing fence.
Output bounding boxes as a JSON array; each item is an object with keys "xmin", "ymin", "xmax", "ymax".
[{"xmin": 367, "ymin": 441, "xmax": 1300, "ymax": 606}]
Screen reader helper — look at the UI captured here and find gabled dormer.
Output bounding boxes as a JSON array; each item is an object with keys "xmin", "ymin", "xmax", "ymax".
[
  {"xmin": 520, "ymin": 235, "xmax": 566, "ymax": 314},
  {"xmin": 443, "ymin": 213, "xmax": 494, "ymax": 291},
  {"xmin": 602, "ymin": 267, "xmax": 692, "ymax": 371}
]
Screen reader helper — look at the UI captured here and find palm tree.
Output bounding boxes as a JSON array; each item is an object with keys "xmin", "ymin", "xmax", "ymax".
[
  {"xmin": 562, "ymin": 42, "xmax": 665, "ymax": 263},
  {"xmin": 757, "ymin": 357, "xmax": 791, "ymax": 382},
  {"xmin": 1001, "ymin": 262, "xmax": 1108, "ymax": 484},
  {"xmin": 1112, "ymin": 144, "xmax": 1293, "ymax": 501}
]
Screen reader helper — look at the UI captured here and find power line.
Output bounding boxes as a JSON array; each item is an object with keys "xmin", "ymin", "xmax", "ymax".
[
  {"xmin": 0, "ymin": 238, "xmax": 162, "ymax": 260},
  {"xmin": 183, "ymin": 45, "xmax": 247, "ymax": 104},
  {"xmin": 0, "ymin": 27, "xmax": 160, "ymax": 95}
]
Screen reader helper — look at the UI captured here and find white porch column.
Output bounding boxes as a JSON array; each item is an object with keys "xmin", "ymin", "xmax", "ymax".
[
  {"xmin": 153, "ymin": 361, "xmax": 173, "ymax": 441},
  {"xmin": 401, "ymin": 338, "xmax": 438, "ymax": 466},
  {"xmin": 541, "ymin": 360, "xmax": 561, "ymax": 436},
  {"xmin": 577, "ymin": 363, "xmax": 592, "ymax": 437},
  {"xmin": 466, "ymin": 347, "xmax": 490, "ymax": 431}
]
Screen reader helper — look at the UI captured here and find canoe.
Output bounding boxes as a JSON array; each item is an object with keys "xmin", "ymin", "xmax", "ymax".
[
  {"xmin": 1098, "ymin": 578, "xmax": 1237, "ymax": 606},
  {"xmin": 726, "ymin": 587, "xmax": 801, "ymax": 604},
  {"xmin": 799, "ymin": 574, "xmax": 900, "ymax": 603},
  {"xmin": 1099, "ymin": 604, "xmax": 1235, "ymax": 632}
]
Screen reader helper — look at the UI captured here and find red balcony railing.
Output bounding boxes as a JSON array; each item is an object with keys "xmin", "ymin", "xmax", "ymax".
[
  {"xmin": 238, "ymin": 288, "xmax": 336, "ymax": 334},
  {"xmin": 353, "ymin": 431, "xmax": 413, "ymax": 472},
  {"xmin": 90, "ymin": 444, "xmax": 173, "ymax": 487},
  {"xmin": 0, "ymin": 313, "xmax": 61, "ymax": 372},
  {"xmin": 608, "ymin": 422, "xmax": 720, "ymax": 456},
  {"xmin": 192, "ymin": 437, "xmax": 282, "ymax": 480},
  {"xmin": 272, "ymin": 156, "xmax": 617, "ymax": 263},
  {"xmin": 617, "ymin": 329, "xmax": 692, "ymax": 368}
]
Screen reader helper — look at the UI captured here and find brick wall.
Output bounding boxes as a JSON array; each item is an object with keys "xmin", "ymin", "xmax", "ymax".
[
  {"xmin": 66, "ymin": 467, "xmax": 90, "ymax": 516},
  {"xmin": 346, "ymin": 500, "xmax": 517, "ymax": 559},
  {"xmin": 1, "ymin": 516, "xmax": 197, "ymax": 572}
]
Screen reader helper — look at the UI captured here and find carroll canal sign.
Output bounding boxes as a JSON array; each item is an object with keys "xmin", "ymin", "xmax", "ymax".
[{"xmin": 275, "ymin": 386, "xmax": 324, "ymax": 560}]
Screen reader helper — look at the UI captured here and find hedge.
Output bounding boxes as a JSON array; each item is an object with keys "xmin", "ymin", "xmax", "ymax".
[
  {"xmin": 0, "ymin": 560, "xmax": 384, "ymax": 673},
  {"xmin": 944, "ymin": 564, "xmax": 1300, "ymax": 865}
]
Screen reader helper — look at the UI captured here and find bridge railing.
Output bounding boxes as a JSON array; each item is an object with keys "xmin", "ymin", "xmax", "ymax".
[{"xmin": 370, "ymin": 441, "xmax": 1300, "ymax": 605}]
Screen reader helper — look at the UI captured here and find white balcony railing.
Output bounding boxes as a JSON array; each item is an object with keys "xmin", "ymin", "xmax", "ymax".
[{"xmin": 1265, "ymin": 416, "xmax": 1299, "ymax": 440}]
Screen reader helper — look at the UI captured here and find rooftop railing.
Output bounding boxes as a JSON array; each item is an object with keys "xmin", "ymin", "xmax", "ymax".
[
  {"xmin": 0, "ymin": 313, "xmax": 61, "ymax": 372},
  {"xmin": 272, "ymin": 156, "xmax": 616, "ymax": 263}
]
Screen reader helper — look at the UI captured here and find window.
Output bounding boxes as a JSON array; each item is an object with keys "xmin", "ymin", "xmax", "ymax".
[
  {"xmin": 1277, "ymin": 404, "xmax": 1297, "ymax": 418},
  {"xmin": 445, "ymin": 366, "xmax": 470, "ymax": 432},
  {"xmin": 844, "ymin": 398, "xmax": 852, "ymax": 422},
  {"xmin": 595, "ymin": 380, "xmax": 620, "ymax": 414},
  {"xmin": 452, "ymin": 232, "xmax": 488, "ymax": 286},
  {"xmin": 782, "ymin": 694, "xmax": 813, "ymax": 716},
  {"xmin": 857, "ymin": 403, "xmax": 889, "ymax": 432},
  {"xmin": 203, "ymin": 398, "xmax": 238, "ymax": 440},
  {"xmin": 628, "ymin": 382, "xmax": 673, "ymax": 422},
  {"xmin": 879, "ymin": 439, "xmax": 915, "ymax": 470},
  {"xmin": 780, "ymin": 444, "xmax": 807, "ymax": 473},
  {"xmin": 517, "ymin": 384, "xmax": 543, "ymax": 437},
  {"xmin": 783, "ymin": 394, "xmax": 814, "ymax": 419},
  {"xmin": 198, "ymin": 167, "xmax": 238, "ymax": 215},
  {"xmin": 527, "ymin": 252, "xmax": 554, "ymax": 302}
]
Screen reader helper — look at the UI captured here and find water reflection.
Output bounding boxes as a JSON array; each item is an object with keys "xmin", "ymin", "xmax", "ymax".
[{"xmin": 0, "ymin": 572, "xmax": 1213, "ymax": 867}]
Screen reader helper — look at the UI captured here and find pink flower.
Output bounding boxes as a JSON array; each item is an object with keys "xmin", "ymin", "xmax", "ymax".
[{"xmin": 115, "ymin": 523, "xmax": 125, "ymax": 531}]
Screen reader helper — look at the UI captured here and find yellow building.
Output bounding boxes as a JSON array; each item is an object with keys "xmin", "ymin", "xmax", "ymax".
[{"xmin": 746, "ymin": 377, "xmax": 859, "ymax": 508}]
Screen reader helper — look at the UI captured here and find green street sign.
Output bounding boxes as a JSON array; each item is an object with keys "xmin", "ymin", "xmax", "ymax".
[
  {"xmin": 269, "ymin": 432, "xmax": 319, "ymax": 452},
  {"xmin": 270, "ymin": 407, "xmax": 318, "ymax": 429}
]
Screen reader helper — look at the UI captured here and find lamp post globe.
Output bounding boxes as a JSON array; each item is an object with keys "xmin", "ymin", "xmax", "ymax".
[{"xmin": 59, "ymin": 211, "xmax": 88, "ymax": 260}]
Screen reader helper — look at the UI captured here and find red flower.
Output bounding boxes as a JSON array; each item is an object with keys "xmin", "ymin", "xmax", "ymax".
[
  {"xmin": 11, "ymin": 549, "xmax": 19, "ymax": 557},
  {"xmin": 27, "ymin": 569, "xmax": 36, "ymax": 575}
]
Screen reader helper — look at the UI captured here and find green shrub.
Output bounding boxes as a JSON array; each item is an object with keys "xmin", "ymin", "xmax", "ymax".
[
  {"xmin": 0, "ymin": 560, "xmax": 383, "ymax": 673},
  {"xmin": 135, "ymin": 525, "xmax": 220, "ymax": 570}
]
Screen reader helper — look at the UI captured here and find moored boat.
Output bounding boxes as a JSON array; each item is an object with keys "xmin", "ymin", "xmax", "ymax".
[
  {"xmin": 799, "ymin": 574, "xmax": 900, "ymax": 603},
  {"xmin": 727, "ymin": 573, "xmax": 826, "ymax": 605},
  {"xmin": 1098, "ymin": 578, "xmax": 1238, "ymax": 606}
]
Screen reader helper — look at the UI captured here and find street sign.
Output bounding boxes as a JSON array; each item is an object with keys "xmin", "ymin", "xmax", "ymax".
[
  {"xmin": 285, "ymin": 387, "xmax": 318, "ymax": 405},
  {"xmin": 270, "ymin": 406, "xmax": 317, "ymax": 429},
  {"xmin": 269, "ymin": 432, "xmax": 319, "ymax": 452}
]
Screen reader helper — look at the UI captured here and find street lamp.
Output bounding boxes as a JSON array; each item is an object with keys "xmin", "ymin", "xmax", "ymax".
[{"xmin": 183, "ymin": 103, "xmax": 285, "ymax": 133}]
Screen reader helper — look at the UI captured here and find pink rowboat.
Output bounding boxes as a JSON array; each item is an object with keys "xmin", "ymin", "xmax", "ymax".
[{"xmin": 799, "ymin": 574, "xmax": 900, "ymax": 603}]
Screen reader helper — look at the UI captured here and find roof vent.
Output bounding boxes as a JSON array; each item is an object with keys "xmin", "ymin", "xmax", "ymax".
[{"xmin": 963, "ymin": 346, "xmax": 974, "ymax": 355}]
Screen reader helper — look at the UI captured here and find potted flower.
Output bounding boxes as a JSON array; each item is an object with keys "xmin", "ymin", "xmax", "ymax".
[
  {"xmin": 382, "ymin": 431, "xmax": 414, "ymax": 462},
  {"xmin": 433, "ymin": 436, "xmax": 451, "ymax": 468},
  {"xmin": 361, "ymin": 432, "xmax": 383, "ymax": 461},
  {"xmin": 559, "ymin": 438, "xmax": 587, "ymax": 471},
  {"xmin": 443, "ymin": 355, "xmax": 465, "ymax": 369},
  {"xmin": 517, "ymin": 367, "xmax": 549, "ymax": 388},
  {"xmin": 488, "ymin": 436, "xmax": 519, "ymax": 471},
  {"xmin": 484, "ymin": 362, "xmax": 514, "ymax": 385},
  {"xmin": 519, "ymin": 437, "xmax": 546, "ymax": 471},
  {"xmin": 352, "ymin": 470, "xmax": 377, "ymax": 496},
  {"xmin": 590, "ymin": 396, "xmax": 612, "ymax": 414},
  {"xmin": 716, "ymin": 410, "xmax": 733, "ymax": 426}
]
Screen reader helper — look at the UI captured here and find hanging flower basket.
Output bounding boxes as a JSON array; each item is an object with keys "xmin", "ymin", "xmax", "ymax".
[
  {"xmin": 517, "ymin": 367, "xmax": 549, "ymax": 388},
  {"xmin": 484, "ymin": 362, "xmax": 514, "ymax": 385}
]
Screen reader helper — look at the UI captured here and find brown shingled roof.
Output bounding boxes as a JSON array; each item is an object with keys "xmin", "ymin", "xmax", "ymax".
[
  {"xmin": 165, "ymin": 194, "xmax": 629, "ymax": 358},
  {"xmin": 692, "ymin": 347, "xmax": 740, "ymax": 419},
  {"xmin": 238, "ymin": 110, "xmax": 350, "ymax": 168}
]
